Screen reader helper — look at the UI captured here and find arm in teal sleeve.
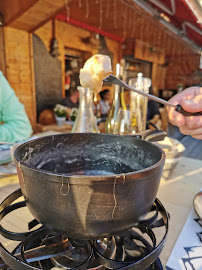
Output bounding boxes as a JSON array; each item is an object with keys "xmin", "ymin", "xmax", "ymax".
[{"xmin": 0, "ymin": 71, "xmax": 33, "ymax": 142}]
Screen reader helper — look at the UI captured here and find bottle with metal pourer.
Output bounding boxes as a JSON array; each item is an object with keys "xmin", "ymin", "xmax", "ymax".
[{"xmin": 105, "ymin": 63, "xmax": 126, "ymax": 134}]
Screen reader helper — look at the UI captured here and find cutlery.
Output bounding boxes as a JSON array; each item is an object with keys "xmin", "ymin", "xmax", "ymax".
[{"xmin": 104, "ymin": 75, "xmax": 202, "ymax": 117}]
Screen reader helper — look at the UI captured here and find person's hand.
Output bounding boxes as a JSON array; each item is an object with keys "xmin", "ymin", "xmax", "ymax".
[{"xmin": 168, "ymin": 87, "xmax": 202, "ymax": 139}]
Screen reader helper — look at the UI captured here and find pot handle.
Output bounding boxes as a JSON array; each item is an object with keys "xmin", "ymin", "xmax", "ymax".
[{"xmin": 137, "ymin": 129, "xmax": 167, "ymax": 142}]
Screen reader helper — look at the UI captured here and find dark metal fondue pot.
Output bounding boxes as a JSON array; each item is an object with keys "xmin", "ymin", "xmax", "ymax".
[{"xmin": 14, "ymin": 133, "xmax": 165, "ymax": 239}]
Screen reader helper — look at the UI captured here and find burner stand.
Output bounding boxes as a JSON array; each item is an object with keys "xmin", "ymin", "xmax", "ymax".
[{"xmin": 0, "ymin": 189, "xmax": 169, "ymax": 270}]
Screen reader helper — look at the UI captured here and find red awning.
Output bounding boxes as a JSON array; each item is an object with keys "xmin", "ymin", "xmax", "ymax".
[{"xmin": 148, "ymin": 0, "xmax": 202, "ymax": 46}]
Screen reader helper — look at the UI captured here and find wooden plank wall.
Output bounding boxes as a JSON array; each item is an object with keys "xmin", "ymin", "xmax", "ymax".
[
  {"xmin": 35, "ymin": 20, "xmax": 121, "ymax": 98},
  {"xmin": 123, "ymin": 39, "xmax": 167, "ymax": 94},
  {"xmin": 152, "ymin": 63, "xmax": 166, "ymax": 92},
  {"xmin": 2, "ymin": 21, "xmax": 121, "ymax": 129},
  {"xmin": 165, "ymin": 51, "xmax": 200, "ymax": 89},
  {"xmin": 134, "ymin": 39, "xmax": 166, "ymax": 94},
  {"xmin": 2, "ymin": 19, "xmax": 199, "ymax": 131},
  {"xmin": 124, "ymin": 38, "xmax": 200, "ymax": 93},
  {"xmin": 134, "ymin": 40, "xmax": 165, "ymax": 65},
  {"xmin": 3, "ymin": 27, "xmax": 36, "ymax": 126}
]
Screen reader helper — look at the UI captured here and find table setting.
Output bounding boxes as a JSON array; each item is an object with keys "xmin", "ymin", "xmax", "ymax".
[{"xmin": 0, "ymin": 55, "xmax": 202, "ymax": 269}]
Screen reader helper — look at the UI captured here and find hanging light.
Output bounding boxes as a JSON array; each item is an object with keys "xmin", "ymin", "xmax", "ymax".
[
  {"xmin": 50, "ymin": 19, "xmax": 60, "ymax": 57},
  {"xmin": 50, "ymin": 38, "xmax": 60, "ymax": 57},
  {"xmin": 160, "ymin": 13, "xmax": 170, "ymax": 22}
]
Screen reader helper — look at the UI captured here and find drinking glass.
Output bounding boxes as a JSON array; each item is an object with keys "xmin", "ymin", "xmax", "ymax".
[{"xmin": 113, "ymin": 109, "xmax": 139, "ymax": 135}]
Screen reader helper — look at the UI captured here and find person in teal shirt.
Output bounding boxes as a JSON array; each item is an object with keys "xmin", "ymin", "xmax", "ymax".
[{"xmin": 0, "ymin": 71, "xmax": 33, "ymax": 142}]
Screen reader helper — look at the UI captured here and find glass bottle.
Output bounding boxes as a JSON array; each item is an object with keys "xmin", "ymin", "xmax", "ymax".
[
  {"xmin": 113, "ymin": 108, "xmax": 139, "ymax": 135},
  {"xmin": 105, "ymin": 63, "xmax": 126, "ymax": 134},
  {"xmin": 129, "ymin": 73, "xmax": 151, "ymax": 132},
  {"xmin": 71, "ymin": 86, "xmax": 99, "ymax": 133}
]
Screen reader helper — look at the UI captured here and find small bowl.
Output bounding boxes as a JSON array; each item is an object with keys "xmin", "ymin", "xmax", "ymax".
[
  {"xmin": 194, "ymin": 192, "xmax": 202, "ymax": 220},
  {"xmin": 154, "ymin": 137, "xmax": 185, "ymax": 180}
]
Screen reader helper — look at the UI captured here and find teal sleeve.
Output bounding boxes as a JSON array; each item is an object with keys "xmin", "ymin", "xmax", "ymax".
[{"xmin": 0, "ymin": 71, "xmax": 33, "ymax": 142}]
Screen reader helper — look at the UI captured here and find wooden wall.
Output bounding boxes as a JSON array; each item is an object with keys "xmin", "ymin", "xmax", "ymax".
[
  {"xmin": 152, "ymin": 63, "xmax": 167, "ymax": 92},
  {"xmin": 0, "ymin": 28, "xmax": 6, "ymax": 75},
  {"xmin": 135, "ymin": 39, "xmax": 166, "ymax": 94},
  {"xmin": 2, "ymin": 21, "xmax": 121, "ymax": 128},
  {"xmin": 2, "ymin": 19, "xmax": 199, "ymax": 130},
  {"xmin": 35, "ymin": 20, "xmax": 121, "ymax": 98},
  {"xmin": 165, "ymin": 52, "xmax": 200, "ymax": 89},
  {"xmin": 123, "ymin": 39, "xmax": 166, "ymax": 94},
  {"xmin": 124, "ymin": 38, "xmax": 200, "ymax": 93},
  {"xmin": 3, "ymin": 27, "xmax": 36, "ymax": 126}
]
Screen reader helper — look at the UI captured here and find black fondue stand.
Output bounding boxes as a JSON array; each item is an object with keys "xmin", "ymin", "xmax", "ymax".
[{"xmin": 0, "ymin": 189, "xmax": 169, "ymax": 270}]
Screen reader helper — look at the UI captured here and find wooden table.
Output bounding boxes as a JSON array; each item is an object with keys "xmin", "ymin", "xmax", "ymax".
[
  {"xmin": 0, "ymin": 131, "xmax": 62, "ymax": 182},
  {"xmin": 34, "ymin": 123, "xmax": 73, "ymax": 134},
  {"xmin": 0, "ymin": 147, "xmax": 202, "ymax": 268},
  {"xmin": 157, "ymin": 156, "xmax": 202, "ymax": 268}
]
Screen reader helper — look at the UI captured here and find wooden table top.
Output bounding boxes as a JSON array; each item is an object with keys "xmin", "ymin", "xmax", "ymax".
[{"xmin": 157, "ymin": 156, "xmax": 202, "ymax": 267}]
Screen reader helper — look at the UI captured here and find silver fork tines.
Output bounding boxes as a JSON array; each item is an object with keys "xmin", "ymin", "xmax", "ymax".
[
  {"xmin": 104, "ymin": 75, "xmax": 202, "ymax": 116},
  {"xmin": 104, "ymin": 75, "xmax": 176, "ymax": 108}
]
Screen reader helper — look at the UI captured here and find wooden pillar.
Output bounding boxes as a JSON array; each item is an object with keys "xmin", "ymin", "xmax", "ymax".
[
  {"xmin": 3, "ymin": 27, "xmax": 37, "ymax": 127},
  {"xmin": 0, "ymin": 27, "xmax": 6, "ymax": 75},
  {"xmin": 152, "ymin": 63, "xmax": 167, "ymax": 95}
]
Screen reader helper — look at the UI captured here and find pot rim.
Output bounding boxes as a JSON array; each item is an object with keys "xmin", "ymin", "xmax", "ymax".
[{"xmin": 14, "ymin": 133, "xmax": 165, "ymax": 180}]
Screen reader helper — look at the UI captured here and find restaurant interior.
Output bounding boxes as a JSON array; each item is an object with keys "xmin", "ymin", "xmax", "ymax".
[{"xmin": 0, "ymin": 0, "xmax": 202, "ymax": 269}]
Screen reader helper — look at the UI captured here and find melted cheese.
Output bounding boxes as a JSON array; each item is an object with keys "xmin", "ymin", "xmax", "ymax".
[{"xmin": 80, "ymin": 54, "xmax": 112, "ymax": 94}]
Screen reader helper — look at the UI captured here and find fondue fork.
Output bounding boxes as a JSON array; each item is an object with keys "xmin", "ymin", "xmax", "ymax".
[{"xmin": 104, "ymin": 75, "xmax": 202, "ymax": 117}]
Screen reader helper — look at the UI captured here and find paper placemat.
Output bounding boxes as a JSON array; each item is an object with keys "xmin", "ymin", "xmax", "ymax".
[{"xmin": 166, "ymin": 196, "xmax": 202, "ymax": 269}]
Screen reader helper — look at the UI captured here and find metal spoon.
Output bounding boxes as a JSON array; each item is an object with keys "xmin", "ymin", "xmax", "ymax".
[
  {"xmin": 193, "ymin": 191, "xmax": 202, "ymax": 219},
  {"xmin": 104, "ymin": 75, "xmax": 202, "ymax": 117}
]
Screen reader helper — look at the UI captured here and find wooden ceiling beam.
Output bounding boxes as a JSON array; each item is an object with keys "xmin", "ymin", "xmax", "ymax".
[
  {"xmin": 1, "ymin": 0, "xmax": 199, "ymax": 57},
  {"xmin": 28, "ymin": 5, "xmax": 66, "ymax": 33},
  {"xmin": 0, "ymin": 0, "xmax": 39, "ymax": 25},
  {"xmin": 3, "ymin": 0, "xmax": 71, "ymax": 33}
]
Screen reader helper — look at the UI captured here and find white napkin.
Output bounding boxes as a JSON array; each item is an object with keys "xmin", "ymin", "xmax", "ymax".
[{"xmin": 166, "ymin": 196, "xmax": 202, "ymax": 269}]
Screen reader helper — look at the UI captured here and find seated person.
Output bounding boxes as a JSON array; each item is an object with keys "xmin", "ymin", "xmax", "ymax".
[
  {"xmin": 0, "ymin": 71, "xmax": 33, "ymax": 142},
  {"xmin": 99, "ymin": 89, "xmax": 111, "ymax": 118},
  {"xmin": 147, "ymin": 100, "xmax": 160, "ymax": 123},
  {"xmin": 61, "ymin": 88, "xmax": 79, "ymax": 109},
  {"xmin": 38, "ymin": 108, "xmax": 56, "ymax": 125}
]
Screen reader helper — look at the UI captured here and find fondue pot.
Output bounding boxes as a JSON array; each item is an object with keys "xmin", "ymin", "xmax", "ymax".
[{"xmin": 14, "ymin": 132, "xmax": 165, "ymax": 239}]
